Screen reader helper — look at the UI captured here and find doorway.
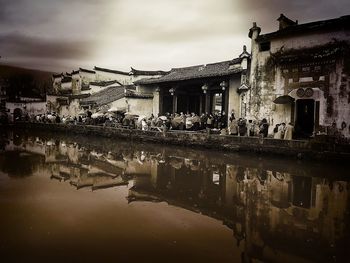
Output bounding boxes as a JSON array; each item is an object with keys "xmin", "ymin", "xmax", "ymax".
[{"xmin": 295, "ymin": 99, "xmax": 315, "ymax": 138}]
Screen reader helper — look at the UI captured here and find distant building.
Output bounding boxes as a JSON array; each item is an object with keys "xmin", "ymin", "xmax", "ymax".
[
  {"xmin": 48, "ymin": 66, "xmax": 164, "ymax": 117},
  {"xmin": 248, "ymin": 14, "xmax": 350, "ymax": 138}
]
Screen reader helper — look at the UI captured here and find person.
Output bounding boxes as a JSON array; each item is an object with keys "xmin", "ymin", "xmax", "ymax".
[
  {"xmin": 259, "ymin": 118, "xmax": 269, "ymax": 138},
  {"xmin": 280, "ymin": 122, "xmax": 286, "ymax": 138},
  {"xmin": 273, "ymin": 124, "xmax": 281, "ymax": 139},
  {"xmin": 206, "ymin": 114, "xmax": 213, "ymax": 129},
  {"xmin": 141, "ymin": 119, "xmax": 148, "ymax": 131},
  {"xmin": 200, "ymin": 113, "xmax": 207, "ymax": 130},
  {"xmin": 284, "ymin": 122, "xmax": 294, "ymax": 140},
  {"xmin": 55, "ymin": 115, "xmax": 61, "ymax": 123},
  {"xmin": 220, "ymin": 111, "xmax": 227, "ymax": 129},
  {"xmin": 229, "ymin": 117, "xmax": 238, "ymax": 135},
  {"xmin": 247, "ymin": 120, "xmax": 254, "ymax": 136},
  {"xmin": 238, "ymin": 118, "xmax": 247, "ymax": 136}
]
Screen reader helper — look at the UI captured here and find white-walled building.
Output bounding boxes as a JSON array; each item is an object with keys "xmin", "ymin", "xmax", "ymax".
[{"xmin": 247, "ymin": 14, "xmax": 350, "ymax": 138}]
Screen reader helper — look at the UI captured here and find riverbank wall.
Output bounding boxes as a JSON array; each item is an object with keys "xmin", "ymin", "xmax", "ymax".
[{"xmin": 6, "ymin": 122, "xmax": 350, "ymax": 161}]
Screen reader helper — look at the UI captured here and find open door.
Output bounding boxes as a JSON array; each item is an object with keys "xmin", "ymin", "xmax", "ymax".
[{"xmin": 295, "ymin": 99, "xmax": 315, "ymax": 138}]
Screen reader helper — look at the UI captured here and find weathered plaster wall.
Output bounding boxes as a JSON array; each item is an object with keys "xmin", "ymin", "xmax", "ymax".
[
  {"xmin": 271, "ymin": 31, "xmax": 350, "ymax": 52},
  {"xmin": 228, "ymin": 77, "xmax": 241, "ymax": 117},
  {"xmin": 126, "ymin": 97, "xmax": 153, "ymax": 116},
  {"xmin": 95, "ymin": 70, "xmax": 132, "ymax": 84},
  {"xmin": 153, "ymin": 91, "xmax": 160, "ymax": 116},
  {"xmin": 59, "ymin": 99, "xmax": 80, "ymax": 117}
]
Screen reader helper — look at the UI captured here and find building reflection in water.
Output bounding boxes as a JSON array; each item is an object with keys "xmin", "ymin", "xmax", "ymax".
[{"xmin": 0, "ymin": 130, "xmax": 349, "ymax": 263}]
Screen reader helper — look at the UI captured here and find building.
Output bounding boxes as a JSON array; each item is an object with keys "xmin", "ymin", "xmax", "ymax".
[
  {"xmin": 80, "ymin": 84, "xmax": 154, "ymax": 116},
  {"xmin": 135, "ymin": 46, "xmax": 250, "ymax": 118},
  {"xmin": 48, "ymin": 66, "xmax": 166, "ymax": 117},
  {"xmin": 247, "ymin": 14, "xmax": 350, "ymax": 138}
]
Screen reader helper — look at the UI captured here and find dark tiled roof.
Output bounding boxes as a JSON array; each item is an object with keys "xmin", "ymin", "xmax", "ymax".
[
  {"xmin": 125, "ymin": 89, "xmax": 153, "ymax": 99},
  {"xmin": 130, "ymin": 67, "xmax": 168, "ymax": 76},
  {"xmin": 69, "ymin": 94, "xmax": 90, "ymax": 99},
  {"xmin": 89, "ymin": 80, "xmax": 122, "ymax": 87},
  {"xmin": 257, "ymin": 15, "xmax": 350, "ymax": 42},
  {"xmin": 71, "ymin": 70, "xmax": 79, "ymax": 75},
  {"xmin": 135, "ymin": 58, "xmax": 243, "ymax": 85},
  {"xmin": 80, "ymin": 68, "xmax": 95, "ymax": 74},
  {"xmin": 80, "ymin": 86, "xmax": 125, "ymax": 106},
  {"xmin": 94, "ymin": 66, "xmax": 129, "ymax": 76},
  {"xmin": 53, "ymin": 73, "xmax": 63, "ymax": 78}
]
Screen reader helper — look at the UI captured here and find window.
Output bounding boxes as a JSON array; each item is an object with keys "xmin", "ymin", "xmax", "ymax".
[{"xmin": 259, "ymin": 42, "xmax": 271, "ymax": 51}]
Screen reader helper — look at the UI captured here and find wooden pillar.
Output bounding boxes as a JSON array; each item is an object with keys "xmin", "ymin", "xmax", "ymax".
[
  {"xmin": 224, "ymin": 89, "xmax": 229, "ymax": 114},
  {"xmin": 205, "ymin": 93, "xmax": 211, "ymax": 113},
  {"xmin": 159, "ymin": 90, "xmax": 163, "ymax": 115},
  {"xmin": 172, "ymin": 94, "xmax": 177, "ymax": 114}
]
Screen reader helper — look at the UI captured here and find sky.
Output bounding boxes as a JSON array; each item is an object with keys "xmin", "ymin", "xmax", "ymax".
[{"xmin": 0, "ymin": 0, "xmax": 349, "ymax": 73}]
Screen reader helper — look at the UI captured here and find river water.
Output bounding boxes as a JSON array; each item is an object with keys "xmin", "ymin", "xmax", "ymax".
[{"xmin": 0, "ymin": 129, "xmax": 349, "ymax": 263}]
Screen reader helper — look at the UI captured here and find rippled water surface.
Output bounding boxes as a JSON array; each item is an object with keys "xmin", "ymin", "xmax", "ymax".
[{"xmin": 0, "ymin": 129, "xmax": 349, "ymax": 263}]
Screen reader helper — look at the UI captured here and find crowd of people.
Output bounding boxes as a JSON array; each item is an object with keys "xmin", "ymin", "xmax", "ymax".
[
  {"xmin": 272, "ymin": 122, "xmax": 294, "ymax": 140},
  {"xmin": 22, "ymin": 110, "xmax": 294, "ymax": 139}
]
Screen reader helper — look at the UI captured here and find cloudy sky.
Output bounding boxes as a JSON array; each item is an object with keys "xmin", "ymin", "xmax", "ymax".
[{"xmin": 0, "ymin": 0, "xmax": 349, "ymax": 73}]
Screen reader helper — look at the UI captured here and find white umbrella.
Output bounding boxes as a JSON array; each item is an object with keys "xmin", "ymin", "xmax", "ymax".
[
  {"xmin": 91, "ymin": 112, "xmax": 104, "ymax": 119},
  {"xmin": 108, "ymin": 107, "xmax": 126, "ymax": 113},
  {"xmin": 159, "ymin": 116, "xmax": 167, "ymax": 121}
]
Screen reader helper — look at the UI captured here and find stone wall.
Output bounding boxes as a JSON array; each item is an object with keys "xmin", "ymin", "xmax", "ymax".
[{"xmin": 12, "ymin": 123, "xmax": 350, "ymax": 161}]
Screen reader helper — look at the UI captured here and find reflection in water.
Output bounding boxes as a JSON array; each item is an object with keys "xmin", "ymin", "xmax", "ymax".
[{"xmin": 0, "ymin": 130, "xmax": 349, "ymax": 263}]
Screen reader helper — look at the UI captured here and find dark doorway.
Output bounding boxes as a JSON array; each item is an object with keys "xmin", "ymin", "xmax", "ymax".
[
  {"xmin": 162, "ymin": 95, "xmax": 173, "ymax": 115},
  {"xmin": 295, "ymin": 99, "xmax": 315, "ymax": 138},
  {"xmin": 188, "ymin": 95, "xmax": 200, "ymax": 114},
  {"xmin": 177, "ymin": 95, "xmax": 188, "ymax": 114}
]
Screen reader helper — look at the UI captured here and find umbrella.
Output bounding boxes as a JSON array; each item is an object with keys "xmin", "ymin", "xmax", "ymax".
[
  {"xmin": 159, "ymin": 116, "xmax": 167, "ymax": 121},
  {"xmin": 171, "ymin": 116, "xmax": 183, "ymax": 128},
  {"xmin": 108, "ymin": 107, "xmax": 126, "ymax": 113},
  {"xmin": 124, "ymin": 113, "xmax": 138, "ymax": 120},
  {"xmin": 273, "ymin": 95, "xmax": 295, "ymax": 104},
  {"xmin": 104, "ymin": 112, "xmax": 115, "ymax": 118},
  {"xmin": 91, "ymin": 112, "xmax": 104, "ymax": 119},
  {"xmin": 78, "ymin": 110, "xmax": 87, "ymax": 116}
]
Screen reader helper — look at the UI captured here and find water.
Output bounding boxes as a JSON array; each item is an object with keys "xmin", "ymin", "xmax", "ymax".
[{"xmin": 0, "ymin": 129, "xmax": 349, "ymax": 263}]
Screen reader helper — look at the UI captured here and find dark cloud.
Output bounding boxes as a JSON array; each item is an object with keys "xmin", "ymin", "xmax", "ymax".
[
  {"xmin": 0, "ymin": 33, "xmax": 93, "ymax": 59},
  {"xmin": 240, "ymin": 0, "xmax": 350, "ymax": 32},
  {"xmin": 0, "ymin": 0, "xmax": 349, "ymax": 72}
]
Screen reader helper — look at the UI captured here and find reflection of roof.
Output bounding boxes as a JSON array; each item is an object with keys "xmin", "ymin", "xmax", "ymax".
[
  {"xmin": 130, "ymin": 67, "xmax": 168, "ymax": 76},
  {"xmin": 257, "ymin": 15, "xmax": 350, "ymax": 42},
  {"xmin": 94, "ymin": 66, "xmax": 130, "ymax": 76},
  {"xmin": 89, "ymin": 80, "xmax": 122, "ymax": 87},
  {"xmin": 80, "ymin": 86, "xmax": 125, "ymax": 106},
  {"xmin": 135, "ymin": 58, "xmax": 243, "ymax": 85}
]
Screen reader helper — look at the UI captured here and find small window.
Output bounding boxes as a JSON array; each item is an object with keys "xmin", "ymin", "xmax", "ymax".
[{"xmin": 259, "ymin": 42, "xmax": 271, "ymax": 51}]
